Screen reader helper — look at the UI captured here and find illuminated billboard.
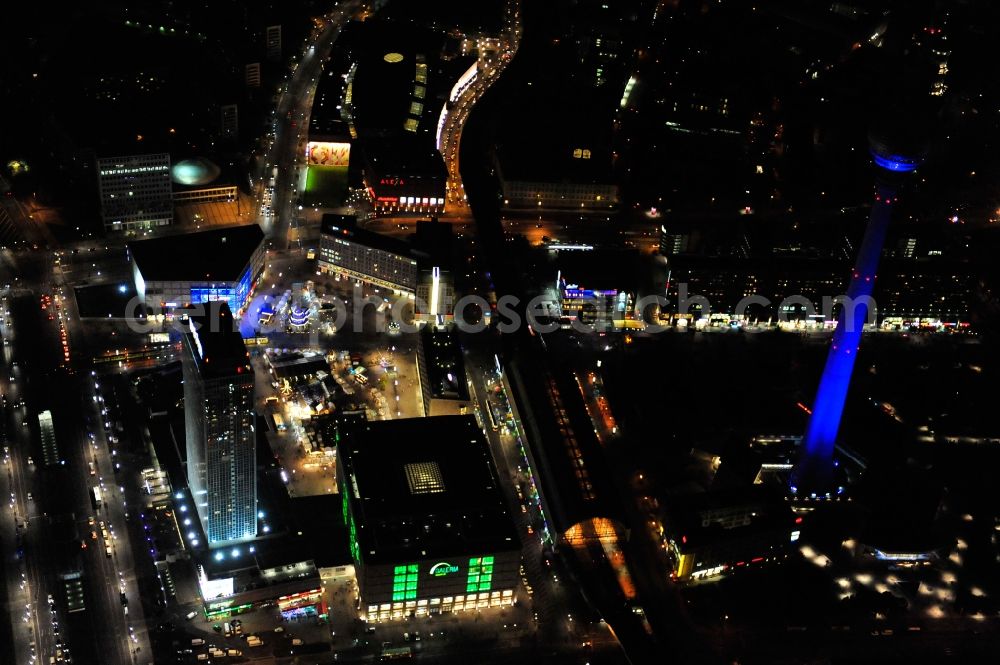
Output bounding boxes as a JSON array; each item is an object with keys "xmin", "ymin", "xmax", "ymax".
[
  {"xmin": 387, "ymin": 556, "xmax": 497, "ymax": 603},
  {"xmin": 563, "ymin": 287, "xmax": 619, "ymax": 300},
  {"xmin": 305, "ymin": 142, "xmax": 350, "ymax": 206},
  {"xmin": 307, "ymin": 142, "xmax": 351, "ymax": 167},
  {"xmin": 198, "ymin": 565, "xmax": 235, "ymax": 600}
]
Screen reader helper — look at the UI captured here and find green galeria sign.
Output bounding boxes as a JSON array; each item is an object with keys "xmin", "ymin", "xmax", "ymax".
[{"xmin": 429, "ymin": 562, "xmax": 460, "ymax": 577}]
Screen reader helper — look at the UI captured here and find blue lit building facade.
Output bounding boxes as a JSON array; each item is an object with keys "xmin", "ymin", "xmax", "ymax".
[
  {"xmin": 188, "ymin": 265, "xmax": 256, "ymax": 317},
  {"xmin": 129, "ymin": 224, "xmax": 266, "ymax": 319},
  {"xmin": 560, "ymin": 285, "xmax": 631, "ymax": 325}
]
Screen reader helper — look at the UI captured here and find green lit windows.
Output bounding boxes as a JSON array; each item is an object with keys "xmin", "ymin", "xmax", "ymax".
[
  {"xmin": 466, "ymin": 556, "xmax": 495, "ymax": 593},
  {"xmin": 347, "ymin": 511, "xmax": 360, "ymax": 563},
  {"xmin": 392, "ymin": 563, "xmax": 419, "ymax": 602}
]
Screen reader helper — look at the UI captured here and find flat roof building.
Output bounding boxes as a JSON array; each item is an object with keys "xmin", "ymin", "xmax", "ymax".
[
  {"xmin": 360, "ymin": 137, "xmax": 447, "ymax": 216},
  {"xmin": 194, "ymin": 491, "xmax": 352, "ymax": 622},
  {"xmin": 97, "ymin": 152, "xmax": 174, "ymax": 233},
  {"xmin": 493, "ymin": 103, "xmax": 620, "ymax": 211},
  {"xmin": 337, "ymin": 415, "xmax": 520, "ymax": 621},
  {"xmin": 662, "ymin": 489, "xmax": 797, "ymax": 583},
  {"xmin": 552, "ymin": 248, "xmax": 645, "ymax": 329},
  {"xmin": 327, "ymin": 19, "xmax": 454, "ymax": 215},
  {"xmin": 318, "ymin": 214, "xmax": 421, "ymax": 294},
  {"xmin": 411, "ymin": 221, "xmax": 458, "ymax": 324},
  {"xmin": 416, "ymin": 327, "xmax": 471, "ymax": 417},
  {"xmin": 128, "ymin": 224, "xmax": 266, "ymax": 317}
]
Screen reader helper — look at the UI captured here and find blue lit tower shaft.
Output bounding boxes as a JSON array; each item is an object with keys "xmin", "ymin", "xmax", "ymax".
[{"xmin": 794, "ymin": 181, "xmax": 898, "ymax": 490}]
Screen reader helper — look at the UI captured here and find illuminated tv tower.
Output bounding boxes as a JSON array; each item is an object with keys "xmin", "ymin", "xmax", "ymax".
[{"xmin": 791, "ymin": 128, "xmax": 927, "ymax": 496}]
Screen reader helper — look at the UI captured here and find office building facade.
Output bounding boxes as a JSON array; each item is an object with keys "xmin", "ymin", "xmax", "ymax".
[
  {"xmin": 318, "ymin": 215, "xmax": 419, "ymax": 293},
  {"xmin": 500, "ymin": 179, "xmax": 619, "ymax": 211},
  {"xmin": 182, "ymin": 303, "xmax": 257, "ymax": 545},
  {"xmin": 97, "ymin": 153, "xmax": 174, "ymax": 233},
  {"xmin": 265, "ymin": 25, "xmax": 282, "ymax": 62}
]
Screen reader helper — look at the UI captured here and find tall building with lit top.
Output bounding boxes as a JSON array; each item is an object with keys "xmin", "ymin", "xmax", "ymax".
[
  {"xmin": 792, "ymin": 128, "xmax": 927, "ymax": 496},
  {"xmin": 182, "ymin": 302, "xmax": 257, "ymax": 545},
  {"xmin": 337, "ymin": 416, "xmax": 520, "ymax": 621}
]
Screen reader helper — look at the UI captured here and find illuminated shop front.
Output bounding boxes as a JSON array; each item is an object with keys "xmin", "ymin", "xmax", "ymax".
[
  {"xmin": 204, "ymin": 599, "xmax": 255, "ymax": 620},
  {"xmin": 360, "ymin": 556, "xmax": 517, "ymax": 622},
  {"xmin": 278, "ymin": 588, "xmax": 327, "ymax": 621},
  {"xmin": 368, "ymin": 188, "xmax": 447, "ymax": 216},
  {"xmin": 668, "ymin": 535, "xmax": 793, "ymax": 584},
  {"xmin": 560, "ymin": 285, "xmax": 631, "ymax": 325},
  {"xmin": 360, "ymin": 139, "xmax": 447, "ymax": 217},
  {"xmin": 196, "ymin": 559, "xmax": 327, "ymax": 621}
]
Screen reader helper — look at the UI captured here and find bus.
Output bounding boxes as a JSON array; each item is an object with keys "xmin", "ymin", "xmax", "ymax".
[
  {"xmin": 272, "ymin": 413, "xmax": 287, "ymax": 432},
  {"xmin": 90, "ymin": 486, "xmax": 102, "ymax": 510},
  {"xmin": 486, "ymin": 403, "xmax": 500, "ymax": 431},
  {"xmin": 379, "ymin": 646, "xmax": 412, "ymax": 661}
]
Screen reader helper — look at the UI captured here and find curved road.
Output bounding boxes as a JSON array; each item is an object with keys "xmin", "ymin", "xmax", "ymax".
[{"xmin": 439, "ymin": 0, "xmax": 523, "ymax": 217}]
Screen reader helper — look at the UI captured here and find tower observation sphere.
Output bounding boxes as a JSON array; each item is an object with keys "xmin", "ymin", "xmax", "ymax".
[{"xmin": 868, "ymin": 127, "xmax": 928, "ymax": 176}]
